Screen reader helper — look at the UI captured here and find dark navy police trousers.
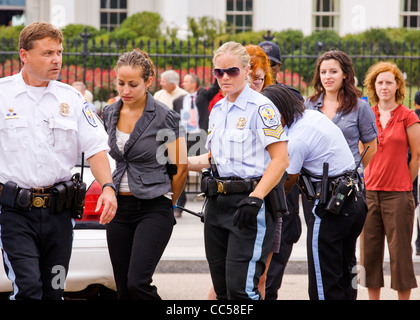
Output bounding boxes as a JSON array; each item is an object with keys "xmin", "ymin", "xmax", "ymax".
[
  {"xmin": 0, "ymin": 206, "xmax": 73, "ymax": 300},
  {"xmin": 204, "ymin": 192, "xmax": 276, "ymax": 300},
  {"xmin": 307, "ymin": 194, "xmax": 367, "ymax": 300}
]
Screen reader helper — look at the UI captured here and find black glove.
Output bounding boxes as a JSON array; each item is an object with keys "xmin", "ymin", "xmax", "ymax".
[{"xmin": 233, "ymin": 196, "xmax": 263, "ymax": 229}]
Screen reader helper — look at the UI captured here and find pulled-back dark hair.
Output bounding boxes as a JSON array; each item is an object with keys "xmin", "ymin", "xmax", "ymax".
[
  {"xmin": 262, "ymin": 84, "xmax": 305, "ymax": 127},
  {"xmin": 115, "ymin": 48, "xmax": 155, "ymax": 82},
  {"xmin": 308, "ymin": 50, "xmax": 361, "ymax": 115}
]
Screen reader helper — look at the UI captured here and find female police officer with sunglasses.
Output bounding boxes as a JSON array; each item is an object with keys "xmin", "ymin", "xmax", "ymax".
[{"xmin": 188, "ymin": 41, "xmax": 289, "ymax": 300}]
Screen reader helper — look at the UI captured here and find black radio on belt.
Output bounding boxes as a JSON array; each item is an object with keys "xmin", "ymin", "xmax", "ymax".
[
  {"xmin": 71, "ymin": 152, "xmax": 87, "ymax": 220},
  {"xmin": 325, "ymin": 176, "xmax": 352, "ymax": 214},
  {"xmin": 200, "ymin": 168, "xmax": 217, "ymax": 198},
  {"xmin": 71, "ymin": 173, "xmax": 86, "ymax": 220},
  {"xmin": 325, "ymin": 146, "xmax": 369, "ymax": 215}
]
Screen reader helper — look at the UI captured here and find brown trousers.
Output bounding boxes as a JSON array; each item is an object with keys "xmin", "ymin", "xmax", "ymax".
[{"xmin": 360, "ymin": 190, "xmax": 417, "ymax": 291}]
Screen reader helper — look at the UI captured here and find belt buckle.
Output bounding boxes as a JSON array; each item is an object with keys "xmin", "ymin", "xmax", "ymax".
[
  {"xmin": 32, "ymin": 196, "xmax": 48, "ymax": 208},
  {"xmin": 217, "ymin": 181, "xmax": 226, "ymax": 194}
]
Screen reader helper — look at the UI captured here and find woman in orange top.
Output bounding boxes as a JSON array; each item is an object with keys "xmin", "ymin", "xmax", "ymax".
[{"xmin": 360, "ymin": 61, "xmax": 420, "ymax": 300}]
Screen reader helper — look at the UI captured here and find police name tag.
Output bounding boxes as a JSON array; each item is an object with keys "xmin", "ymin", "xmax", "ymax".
[
  {"xmin": 82, "ymin": 104, "xmax": 98, "ymax": 127},
  {"xmin": 258, "ymin": 104, "xmax": 279, "ymax": 127},
  {"xmin": 5, "ymin": 107, "xmax": 18, "ymax": 120}
]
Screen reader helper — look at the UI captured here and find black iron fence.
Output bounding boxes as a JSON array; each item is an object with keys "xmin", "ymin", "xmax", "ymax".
[
  {"xmin": 2, "ymin": 30, "xmax": 420, "ymax": 106},
  {"xmin": 2, "ymin": 31, "xmax": 420, "ymax": 193}
]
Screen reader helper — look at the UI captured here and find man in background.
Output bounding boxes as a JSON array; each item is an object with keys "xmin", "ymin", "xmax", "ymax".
[
  {"xmin": 72, "ymin": 81, "xmax": 97, "ymax": 114},
  {"xmin": 154, "ymin": 70, "xmax": 187, "ymax": 109},
  {"xmin": 172, "ymin": 73, "xmax": 219, "ymax": 217}
]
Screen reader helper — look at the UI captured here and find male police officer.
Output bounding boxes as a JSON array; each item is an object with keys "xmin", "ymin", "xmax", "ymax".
[{"xmin": 0, "ymin": 22, "xmax": 117, "ymax": 300}]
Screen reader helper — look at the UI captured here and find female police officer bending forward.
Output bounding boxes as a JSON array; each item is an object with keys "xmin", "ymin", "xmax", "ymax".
[
  {"xmin": 188, "ymin": 42, "xmax": 289, "ymax": 300},
  {"xmin": 262, "ymin": 84, "xmax": 367, "ymax": 300},
  {"xmin": 102, "ymin": 49, "xmax": 188, "ymax": 300}
]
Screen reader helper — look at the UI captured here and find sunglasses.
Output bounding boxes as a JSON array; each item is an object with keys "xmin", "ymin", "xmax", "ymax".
[{"xmin": 213, "ymin": 67, "xmax": 241, "ymax": 79}]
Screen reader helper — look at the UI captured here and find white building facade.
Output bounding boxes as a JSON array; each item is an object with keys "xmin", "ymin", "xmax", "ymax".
[{"xmin": 3, "ymin": 0, "xmax": 420, "ymax": 37}]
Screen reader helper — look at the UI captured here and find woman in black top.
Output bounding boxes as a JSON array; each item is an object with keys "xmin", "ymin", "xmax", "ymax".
[{"xmin": 102, "ymin": 49, "xmax": 188, "ymax": 299}]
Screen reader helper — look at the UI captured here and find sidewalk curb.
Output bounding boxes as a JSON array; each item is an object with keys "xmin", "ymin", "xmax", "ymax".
[{"xmin": 156, "ymin": 259, "xmax": 420, "ymax": 275}]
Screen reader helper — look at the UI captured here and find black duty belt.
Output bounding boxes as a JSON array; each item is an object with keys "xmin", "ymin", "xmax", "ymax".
[
  {"xmin": 0, "ymin": 183, "xmax": 53, "ymax": 209},
  {"xmin": 214, "ymin": 177, "xmax": 260, "ymax": 195}
]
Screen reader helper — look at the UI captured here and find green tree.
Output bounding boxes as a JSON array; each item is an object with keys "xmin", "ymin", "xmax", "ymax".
[
  {"xmin": 0, "ymin": 24, "xmax": 24, "ymax": 50},
  {"xmin": 214, "ymin": 31, "xmax": 265, "ymax": 46},
  {"xmin": 275, "ymin": 29, "xmax": 305, "ymax": 47},
  {"xmin": 61, "ymin": 24, "xmax": 102, "ymax": 40},
  {"xmin": 187, "ymin": 16, "xmax": 226, "ymax": 42},
  {"xmin": 360, "ymin": 28, "xmax": 391, "ymax": 44},
  {"xmin": 304, "ymin": 29, "xmax": 342, "ymax": 52},
  {"xmin": 108, "ymin": 27, "xmax": 138, "ymax": 41},
  {"xmin": 188, "ymin": 17, "xmax": 202, "ymax": 39},
  {"xmin": 119, "ymin": 11, "xmax": 163, "ymax": 38}
]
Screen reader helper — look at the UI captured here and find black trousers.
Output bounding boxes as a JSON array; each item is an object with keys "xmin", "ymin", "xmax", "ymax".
[
  {"xmin": 307, "ymin": 193, "xmax": 367, "ymax": 300},
  {"xmin": 0, "ymin": 205, "xmax": 73, "ymax": 300},
  {"xmin": 204, "ymin": 192, "xmax": 276, "ymax": 300},
  {"xmin": 106, "ymin": 195, "xmax": 174, "ymax": 300}
]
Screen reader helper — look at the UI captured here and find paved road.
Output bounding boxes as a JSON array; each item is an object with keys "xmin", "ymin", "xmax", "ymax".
[
  {"xmin": 154, "ymin": 195, "xmax": 420, "ymax": 300},
  {"xmin": 153, "ymin": 273, "xmax": 420, "ymax": 300}
]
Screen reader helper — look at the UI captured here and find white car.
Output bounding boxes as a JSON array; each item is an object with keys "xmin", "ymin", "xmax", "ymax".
[{"xmin": 0, "ymin": 114, "xmax": 117, "ymax": 299}]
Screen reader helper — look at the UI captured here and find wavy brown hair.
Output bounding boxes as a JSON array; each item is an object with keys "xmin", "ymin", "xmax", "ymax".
[
  {"xmin": 308, "ymin": 50, "xmax": 361, "ymax": 115},
  {"xmin": 363, "ymin": 61, "xmax": 405, "ymax": 105}
]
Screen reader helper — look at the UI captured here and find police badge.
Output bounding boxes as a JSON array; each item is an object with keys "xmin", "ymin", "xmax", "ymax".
[
  {"xmin": 59, "ymin": 103, "xmax": 70, "ymax": 116},
  {"xmin": 236, "ymin": 116, "xmax": 247, "ymax": 129}
]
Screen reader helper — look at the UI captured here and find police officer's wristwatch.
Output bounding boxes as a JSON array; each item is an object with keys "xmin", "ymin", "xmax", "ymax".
[{"xmin": 102, "ymin": 183, "xmax": 117, "ymax": 193}]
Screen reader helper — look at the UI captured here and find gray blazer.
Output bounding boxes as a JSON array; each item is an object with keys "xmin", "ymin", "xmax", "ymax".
[{"xmin": 102, "ymin": 93, "xmax": 184, "ymax": 199}]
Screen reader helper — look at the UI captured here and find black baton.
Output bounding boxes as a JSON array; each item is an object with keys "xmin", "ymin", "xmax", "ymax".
[{"xmin": 176, "ymin": 205, "xmax": 204, "ymax": 223}]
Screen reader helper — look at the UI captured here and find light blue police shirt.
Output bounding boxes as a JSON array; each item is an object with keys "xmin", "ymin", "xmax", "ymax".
[
  {"xmin": 206, "ymin": 84, "xmax": 288, "ymax": 178},
  {"xmin": 286, "ymin": 110, "xmax": 355, "ymax": 177}
]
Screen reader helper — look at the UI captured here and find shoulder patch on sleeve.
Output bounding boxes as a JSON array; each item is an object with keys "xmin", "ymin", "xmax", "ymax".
[
  {"xmin": 82, "ymin": 103, "xmax": 98, "ymax": 127},
  {"xmin": 258, "ymin": 104, "xmax": 279, "ymax": 127}
]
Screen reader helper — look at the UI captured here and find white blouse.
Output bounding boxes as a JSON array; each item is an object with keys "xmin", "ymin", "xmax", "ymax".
[{"xmin": 116, "ymin": 128, "xmax": 130, "ymax": 193}]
